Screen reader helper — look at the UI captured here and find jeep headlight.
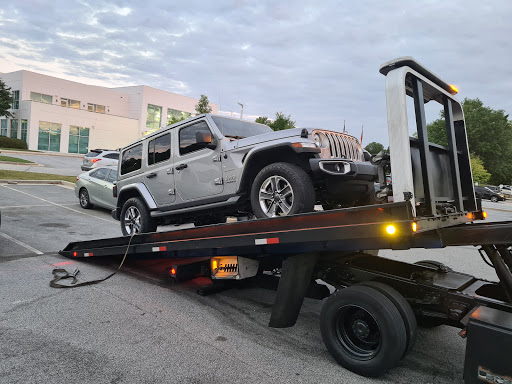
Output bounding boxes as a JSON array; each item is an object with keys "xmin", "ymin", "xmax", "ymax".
[{"xmin": 314, "ymin": 133, "xmax": 328, "ymax": 148}]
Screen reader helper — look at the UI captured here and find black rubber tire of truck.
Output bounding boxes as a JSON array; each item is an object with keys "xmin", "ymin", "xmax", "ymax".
[
  {"xmin": 250, "ymin": 162, "xmax": 315, "ymax": 219},
  {"xmin": 320, "ymin": 285, "xmax": 407, "ymax": 377},
  {"xmin": 356, "ymin": 281, "xmax": 417, "ymax": 360},
  {"xmin": 120, "ymin": 197, "xmax": 158, "ymax": 236}
]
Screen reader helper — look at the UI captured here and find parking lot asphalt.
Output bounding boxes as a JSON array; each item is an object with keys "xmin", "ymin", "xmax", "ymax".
[{"xmin": 1, "ymin": 183, "xmax": 511, "ymax": 383}]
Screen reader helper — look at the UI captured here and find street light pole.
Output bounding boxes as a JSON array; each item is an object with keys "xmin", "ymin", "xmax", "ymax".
[{"xmin": 237, "ymin": 102, "xmax": 244, "ymax": 120}]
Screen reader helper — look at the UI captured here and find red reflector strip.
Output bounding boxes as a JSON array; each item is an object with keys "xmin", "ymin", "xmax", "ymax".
[
  {"xmin": 84, "ymin": 253, "xmax": 93, "ymax": 257},
  {"xmin": 152, "ymin": 246, "xmax": 167, "ymax": 252},
  {"xmin": 255, "ymin": 237, "xmax": 280, "ymax": 245}
]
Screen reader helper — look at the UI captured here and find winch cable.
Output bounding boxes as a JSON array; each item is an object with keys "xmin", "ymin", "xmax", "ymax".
[{"xmin": 50, "ymin": 231, "xmax": 136, "ymax": 289}]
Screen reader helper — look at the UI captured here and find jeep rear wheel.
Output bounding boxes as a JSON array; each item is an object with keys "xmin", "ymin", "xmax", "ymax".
[
  {"xmin": 120, "ymin": 197, "xmax": 157, "ymax": 236},
  {"xmin": 251, "ymin": 162, "xmax": 315, "ymax": 218}
]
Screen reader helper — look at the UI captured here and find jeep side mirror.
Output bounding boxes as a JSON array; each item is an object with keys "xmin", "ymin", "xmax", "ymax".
[{"xmin": 195, "ymin": 130, "xmax": 216, "ymax": 149}]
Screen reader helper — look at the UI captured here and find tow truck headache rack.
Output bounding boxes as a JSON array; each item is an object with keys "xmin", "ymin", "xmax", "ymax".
[{"xmin": 59, "ymin": 58, "xmax": 512, "ymax": 382}]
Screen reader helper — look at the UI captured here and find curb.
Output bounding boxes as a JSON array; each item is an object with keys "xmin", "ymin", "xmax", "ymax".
[{"xmin": 0, "ymin": 180, "xmax": 75, "ymax": 187}]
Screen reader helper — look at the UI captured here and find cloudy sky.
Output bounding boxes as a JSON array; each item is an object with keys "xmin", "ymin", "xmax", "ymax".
[{"xmin": 0, "ymin": 0, "xmax": 511, "ymax": 145}]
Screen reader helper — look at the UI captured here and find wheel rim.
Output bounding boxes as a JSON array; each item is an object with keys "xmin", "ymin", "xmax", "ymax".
[
  {"xmin": 258, "ymin": 175, "xmax": 294, "ymax": 217},
  {"xmin": 80, "ymin": 190, "xmax": 88, "ymax": 207},
  {"xmin": 491, "ymin": 197, "xmax": 498, "ymax": 202},
  {"xmin": 123, "ymin": 206, "xmax": 141, "ymax": 234},
  {"xmin": 333, "ymin": 305, "xmax": 382, "ymax": 360}
]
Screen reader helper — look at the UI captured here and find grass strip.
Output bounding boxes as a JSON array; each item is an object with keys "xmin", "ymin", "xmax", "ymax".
[
  {"xmin": 0, "ymin": 170, "xmax": 76, "ymax": 183},
  {"xmin": 0, "ymin": 155, "xmax": 36, "ymax": 164}
]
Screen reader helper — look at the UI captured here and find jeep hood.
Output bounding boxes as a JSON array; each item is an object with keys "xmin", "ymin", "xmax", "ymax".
[{"xmin": 234, "ymin": 128, "xmax": 311, "ymax": 148}]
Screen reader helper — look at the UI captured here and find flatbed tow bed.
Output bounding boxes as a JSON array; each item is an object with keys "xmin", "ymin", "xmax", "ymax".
[{"xmin": 57, "ymin": 58, "xmax": 512, "ymax": 382}]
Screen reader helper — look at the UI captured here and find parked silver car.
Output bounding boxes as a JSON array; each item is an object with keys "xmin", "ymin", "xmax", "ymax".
[
  {"xmin": 75, "ymin": 167, "xmax": 118, "ymax": 210},
  {"xmin": 81, "ymin": 149, "xmax": 119, "ymax": 171}
]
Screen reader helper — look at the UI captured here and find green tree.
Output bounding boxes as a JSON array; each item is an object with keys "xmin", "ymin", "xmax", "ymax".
[
  {"xmin": 426, "ymin": 98, "xmax": 512, "ymax": 185},
  {"xmin": 195, "ymin": 94, "xmax": 212, "ymax": 115},
  {"xmin": 470, "ymin": 155, "xmax": 491, "ymax": 184},
  {"xmin": 0, "ymin": 79, "xmax": 13, "ymax": 118},
  {"xmin": 168, "ymin": 115, "xmax": 187, "ymax": 125},
  {"xmin": 269, "ymin": 112, "xmax": 295, "ymax": 131},
  {"xmin": 364, "ymin": 141, "xmax": 385, "ymax": 155},
  {"xmin": 255, "ymin": 116, "xmax": 271, "ymax": 125}
]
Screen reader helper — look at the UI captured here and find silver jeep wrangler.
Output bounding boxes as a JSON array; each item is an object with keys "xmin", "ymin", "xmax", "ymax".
[{"xmin": 112, "ymin": 114, "xmax": 377, "ymax": 235}]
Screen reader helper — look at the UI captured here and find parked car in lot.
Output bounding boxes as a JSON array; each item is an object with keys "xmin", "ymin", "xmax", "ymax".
[
  {"xmin": 474, "ymin": 186, "xmax": 506, "ymax": 202},
  {"xmin": 112, "ymin": 114, "xmax": 377, "ymax": 235},
  {"xmin": 76, "ymin": 167, "xmax": 118, "ymax": 210},
  {"xmin": 500, "ymin": 185, "xmax": 512, "ymax": 197},
  {"xmin": 81, "ymin": 149, "xmax": 119, "ymax": 171}
]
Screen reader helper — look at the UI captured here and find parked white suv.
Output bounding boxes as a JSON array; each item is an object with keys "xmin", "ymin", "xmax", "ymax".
[
  {"xmin": 81, "ymin": 149, "xmax": 119, "ymax": 171},
  {"xmin": 112, "ymin": 114, "xmax": 377, "ymax": 235}
]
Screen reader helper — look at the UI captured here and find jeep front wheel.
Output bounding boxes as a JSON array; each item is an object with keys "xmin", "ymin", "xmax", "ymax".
[
  {"xmin": 120, "ymin": 197, "xmax": 157, "ymax": 236},
  {"xmin": 251, "ymin": 162, "xmax": 315, "ymax": 218}
]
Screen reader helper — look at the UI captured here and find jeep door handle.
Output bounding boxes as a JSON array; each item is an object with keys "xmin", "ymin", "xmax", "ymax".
[
  {"xmin": 146, "ymin": 172, "xmax": 157, "ymax": 179},
  {"xmin": 175, "ymin": 164, "xmax": 188, "ymax": 171}
]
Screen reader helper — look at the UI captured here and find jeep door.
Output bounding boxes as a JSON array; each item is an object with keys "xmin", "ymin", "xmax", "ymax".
[
  {"xmin": 143, "ymin": 132, "xmax": 176, "ymax": 207},
  {"xmin": 174, "ymin": 120, "xmax": 223, "ymax": 201}
]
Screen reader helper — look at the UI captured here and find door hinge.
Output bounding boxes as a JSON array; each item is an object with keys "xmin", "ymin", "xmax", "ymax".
[
  {"xmin": 168, "ymin": 188, "xmax": 176, "ymax": 195},
  {"xmin": 214, "ymin": 178, "xmax": 224, "ymax": 185},
  {"xmin": 213, "ymin": 154, "xmax": 221, "ymax": 162},
  {"xmin": 167, "ymin": 168, "xmax": 174, "ymax": 174}
]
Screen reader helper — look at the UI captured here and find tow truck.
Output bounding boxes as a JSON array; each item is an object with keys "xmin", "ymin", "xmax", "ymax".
[{"xmin": 58, "ymin": 57, "xmax": 512, "ymax": 383}]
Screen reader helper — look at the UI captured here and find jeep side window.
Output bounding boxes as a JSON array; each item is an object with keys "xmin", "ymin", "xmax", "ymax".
[
  {"xmin": 121, "ymin": 144, "xmax": 143, "ymax": 175},
  {"xmin": 148, "ymin": 133, "xmax": 171, "ymax": 166},
  {"xmin": 179, "ymin": 121, "xmax": 214, "ymax": 155}
]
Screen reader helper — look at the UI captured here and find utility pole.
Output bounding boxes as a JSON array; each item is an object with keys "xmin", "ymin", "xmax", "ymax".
[{"xmin": 237, "ymin": 102, "xmax": 244, "ymax": 120}]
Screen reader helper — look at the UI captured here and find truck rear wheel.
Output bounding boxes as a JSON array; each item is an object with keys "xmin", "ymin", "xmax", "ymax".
[
  {"xmin": 251, "ymin": 162, "xmax": 315, "ymax": 218},
  {"xmin": 320, "ymin": 285, "xmax": 407, "ymax": 377},
  {"xmin": 120, "ymin": 197, "xmax": 157, "ymax": 236}
]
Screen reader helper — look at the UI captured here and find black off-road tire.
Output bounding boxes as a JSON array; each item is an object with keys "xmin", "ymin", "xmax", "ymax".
[
  {"xmin": 120, "ymin": 197, "xmax": 157, "ymax": 236},
  {"xmin": 320, "ymin": 285, "xmax": 407, "ymax": 377},
  {"xmin": 251, "ymin": 162, "xmax": 315, "ymax": 219},
  {"xmin": 357, "ymin": 189, "xmax": 377, "ymax": 206},
  {"xmin": 79, "ymin": 188, "xmax": 93, "ymax": 209},
  {"xmin": 357, "ymin": 281, "xmax": 417, "ymax": 360}
]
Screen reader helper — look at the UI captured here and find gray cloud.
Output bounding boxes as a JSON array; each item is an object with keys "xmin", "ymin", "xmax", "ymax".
[{"xmin": 0, "ymin": 0, "xmax": 511, "ymax": 145}]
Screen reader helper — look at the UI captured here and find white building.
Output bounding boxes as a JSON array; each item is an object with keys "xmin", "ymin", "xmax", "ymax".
[{"xmin": 0, "ymin": 70, "xmax": 218, "ymax": 154}]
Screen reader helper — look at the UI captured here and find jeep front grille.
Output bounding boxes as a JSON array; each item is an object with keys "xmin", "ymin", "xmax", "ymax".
[{"xmin": 313, "ymin": 130, "xmax": 364, "ymax": 162}]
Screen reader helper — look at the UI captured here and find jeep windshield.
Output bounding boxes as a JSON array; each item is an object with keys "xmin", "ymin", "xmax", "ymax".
[{"xmin": 211, "ymin": 116, "xmax": 273, "ymax": 139}]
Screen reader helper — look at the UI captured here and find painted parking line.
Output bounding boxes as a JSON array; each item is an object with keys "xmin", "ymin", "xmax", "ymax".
[
  {"xmin": 0, "ymin": 232, "xmax": 44, "ymax": 255},
  {"xmin": 0, "ymin": 203, "xmax": 79, "ymax": 209},
  {"xmin": 1, "ymin": 185, "xmax": 113, "ymax": 223}
]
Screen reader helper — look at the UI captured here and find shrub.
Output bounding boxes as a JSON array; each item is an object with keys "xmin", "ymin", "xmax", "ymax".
[{"xmin": 0, "ymin": 136, "xmax": 28, "ymax": 150}]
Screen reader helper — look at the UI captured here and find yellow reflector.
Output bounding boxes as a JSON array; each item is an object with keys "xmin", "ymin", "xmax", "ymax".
[
  {"xmin": 467, "ymin": 212, "xmax": 474, "ymax": 220},
  {"xmin": 211, "ymin": 259, "xmax": 218, "ymax": 270},
  {"xmin": 483, "ymin": 211, "xmax": 487, "ymax": 218},
  {"xmin": 411, "ymin": 222, "xmax": 417, "ymax": 232},
  {"xmin": 449, "ymin": 84, "xmax": 459, "ymax": 94},
  {"xmin": 386, "ymin": 225, "xmax": 396, "ymax": 235}
]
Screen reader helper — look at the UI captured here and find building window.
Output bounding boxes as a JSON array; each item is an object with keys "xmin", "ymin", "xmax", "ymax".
[
  {"xmin": 68, "ymin": 125, "xmax": 90, "ymax": 154},
  {"xmin": 10, "ymin": 119, "xmax": 18, "ymax": 139},
  {"xmin": 87, "ymin": 103, "xmax": 106, "ymax": 113},
  {"xmin": 38, "ymin": 121, "xmax": 61, "ymax": 152},
  {"xmin": 167, "ymin": 108, "xmax": 191, "ymax": 125},
  {"xmin": 12, "ymin": 90, "xmax": 19, "ymax": 109},
  {"xmin": 146, "ymin": 104, "xmax": 162, "ymax": 130},
  {"xmin": 1, "ymin": 119, "xmax": 7, "ymax": 136},
  {"xmin": 31, "ymin": 92, "xmax": 53, "ymax": 104},
  {"xmin": 61, "ymin": 98, "xmax": 80, "ymax": 109},
  {"xmin": 21, "ymin": 120, "xmax": 28, "ymax": 143}
]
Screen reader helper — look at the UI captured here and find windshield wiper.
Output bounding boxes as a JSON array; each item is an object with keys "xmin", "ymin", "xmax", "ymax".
[{"xmin": 224, "ymin": 134, "xmax": 245, "ymax": 139}]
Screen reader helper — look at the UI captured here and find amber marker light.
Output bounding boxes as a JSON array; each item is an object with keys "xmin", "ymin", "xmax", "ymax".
[
  {"xmin": 411, "ymin": 222, "xmax": 418, "ymax": 232},
  {"xmin": 170, "ymin": 268, "xmax": 176, "ymax": 276},
  {"xmin": 386, "ymin": 225, "xmax": 396, "ymax": 235},
  {"xmin": 211, "ymin": 259, "xmax": 218, "ymax": 270},
  {"xmin": 73, "ymin": 252, "xmax": 78, "ymax": 257},
  {"xmin": 467, "ymin": 212, "xmax": 474, "ymax": 220},
  {"xmin": 483, "ymin": 211, "xmax": 488, "ymax": 219},
  {"xmin": 449, "ymin": 84, "xmax": 459, "ymax": 94}
]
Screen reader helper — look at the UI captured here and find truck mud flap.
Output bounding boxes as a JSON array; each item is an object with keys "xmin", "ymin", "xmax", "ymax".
[{"xmin": 269, "ymin": 252, "xmax": 319, "ymax": 328}]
